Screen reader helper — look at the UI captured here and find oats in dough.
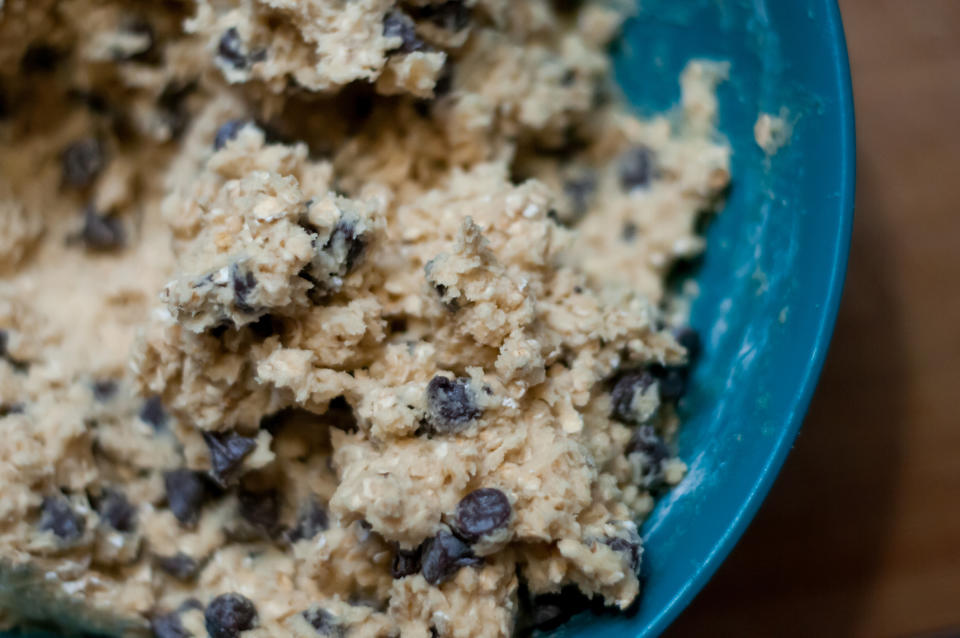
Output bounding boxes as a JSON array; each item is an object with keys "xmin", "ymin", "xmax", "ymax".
[{"xmin": 0, "ymin": 0, "xmax": 730, "ymax": 636}]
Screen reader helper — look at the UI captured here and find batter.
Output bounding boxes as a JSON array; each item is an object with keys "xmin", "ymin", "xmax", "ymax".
[{"xmin": 0, "ymin": 1, "xmax": 730, "ymax": 636}]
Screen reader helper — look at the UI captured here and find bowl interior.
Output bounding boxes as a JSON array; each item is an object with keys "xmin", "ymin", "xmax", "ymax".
[{"xmin": 555, "ymin": 0, "xmax": 854, "ymax": 636}]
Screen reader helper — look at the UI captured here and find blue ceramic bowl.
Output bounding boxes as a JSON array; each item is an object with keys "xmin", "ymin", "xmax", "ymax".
[
  {"xmin": 555, "ymin": 0, "xmax": 855, "ymax": 636},
  {"xmin": 5, "ymin": 1, "xmax": 854, "ymax": 637}
]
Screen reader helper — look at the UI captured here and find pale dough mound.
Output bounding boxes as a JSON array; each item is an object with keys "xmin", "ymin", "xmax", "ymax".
[{"xmin": 0, "ymin": 1, "xmax": 730, "ymax": 636}]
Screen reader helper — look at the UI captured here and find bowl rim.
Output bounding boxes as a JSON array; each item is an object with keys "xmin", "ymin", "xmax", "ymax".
[{"xmin": 639, "ymin": 1, "xmax": 857, "ymax": 635}]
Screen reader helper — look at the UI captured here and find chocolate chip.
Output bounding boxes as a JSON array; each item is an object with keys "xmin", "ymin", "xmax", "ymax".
[
  {"xmin": 619, "ymin": 146, "xmax": 655, "ymax": 190},
  {"xmin": 62, "ymin": 139, "xmax": 105, "ymax": 188},
  {"xmin": 421, "ymin": 1, "xmax": 472, "ymax": 31},
  {"xmin": 519, "ymin": 586, "xmax": 592, "ymax": 633},
  {"xmin": 151, "ymin": 611, "xmax": 190, "ymax": 638},
  {"xmin": 287, "ymin": 498, "xmax": 329, "ymax": 542},
  {"xmin": 673, "ymin": 326, "xmax": 701, "ymax": 361},
  {"xmin": 302, "ymin": 608, "xmax": 345, "ymax": 637},
  {"xmin": 203, "ymin": 430, "xmax": 257, "ymax": 486},
  {"xmin": 420, "ymin": 530, "xmax": 482, "ymax": 585},
  {"xmin": 425, "ymin": 376, "xmax": 481, "ymax": 433},
  {"xmin": 237, "ymin": 487, "xmax": 280, "ymax": 536},
  {"xmin": 205, "ymin": 593, "xmax": 257, "ymax": 638},
  {"xmin": 432, "ymin": 284, "xmax": 459, "ymax": 312},
  {"xmin": 79, "ymin": 207, "xmax": 125, "ymax": 251},
  {"xmin": 163, "ymin": 469, "xmax": 209, "ymax": 527},
  {"xmin": 325, "ymin": 220, "xmax": 365, "ymax": 274},
  {"xmin": 39, "ymin": 495, "xmax": 85, "ymax": 541},
  {"xmin": 602, "ymin": 528, "xmax": 643, "ymax": 573},
  {"xmin": 92, "ymin": 379, "xmax": 118, "ymax": 401},
  {"xmin": 97, "ymin": 489, "xmax": 136, "ymax": 532},
  {"xmin": 621, "ymin": 222, "xmax": 637, "ymax": 241},
  {"xmin": 453, "ymin": 488, "xmax": 511, "ymax": 542},
  {"xmin": 650, "ymin": 364, "xmax": 687, "ymax": 401},
  {"xmin": 562, "ymin": 173, "xmax": 595, "ymax": 221},
  {"xmin": 609, "ymin": 370, "xmax": 658, "ymax": 424},
  {"xmin": 139, "ymin": 395, "xmax": 168, "ymax": 429},
  {"xmin": 231, "ymin": 263, "xmax": 258, "ymax": 314},
  {"xmin": 21, "ymin": 43, "xmax": 61, "ymax": 73},
  {"xmin": 0, "ymin": 403, "xmax": 24, "ymax": 417},
  {"xmin": 155, "ymin": 552, "xmax": 200, "ymax": 581},
  {"xmin": 213, "ymin": 119, "xmax": 248, "ymax": 150},
  {"xmin": 391, "ymin": 544, "xmax": 423, "ymax": 578},
  {"xmin": 625, "ymin": 425, "xmax": 670, "ymax": 489},
  {"xmin": 383, "ymin": 11, "xmax": 426, "ymax": 54},
  {"xmin": 217, "ymin": 28, "xmax": 248, "ymax": 69}
]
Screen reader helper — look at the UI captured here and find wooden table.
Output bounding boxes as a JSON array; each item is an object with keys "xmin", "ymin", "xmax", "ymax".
[{"xmin": 668, "ymin": 2, "xmax": 960, "ymax": 636}]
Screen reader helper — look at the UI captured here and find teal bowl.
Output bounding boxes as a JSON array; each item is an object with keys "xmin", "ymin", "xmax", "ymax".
[
  {"xmin": 5, "ymin": 1, "xmax": 854, "ymax": 637},
  {"xmin": 557, "ymin": 0, "xmax": 855, "ymax": 636}
]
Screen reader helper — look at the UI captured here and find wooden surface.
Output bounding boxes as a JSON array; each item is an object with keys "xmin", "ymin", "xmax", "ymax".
[{"xmin": 667, "ymin": 2, "xmax": 960, "ymax": 637}]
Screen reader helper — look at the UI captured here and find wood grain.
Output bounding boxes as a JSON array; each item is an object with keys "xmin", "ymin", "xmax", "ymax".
[{"xmin": 667, "ymin": 2, "xmax": 960, "ymax": 636}]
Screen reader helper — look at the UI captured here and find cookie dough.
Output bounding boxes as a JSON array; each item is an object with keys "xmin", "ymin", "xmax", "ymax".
[{"xmin": 0, "ymin": 1, "xmax": 730, "ymax": 637}]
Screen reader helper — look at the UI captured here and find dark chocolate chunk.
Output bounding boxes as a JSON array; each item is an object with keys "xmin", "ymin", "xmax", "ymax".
[
  {"xmin": 619, "ymin": 146, "xmax": 655, "ymax": 190},
  {"xmin": 391, "ymin": 544, "xmax": 423, "ymax": 578},
  {"xmin": 420, "ymin": 530, "xmax": 482, "ymax": 585},
  {"xmin": 609, "ymin": 370, "xmax": 657, "ymax": 424},
  {"xmin": 205, "ymin": 593, "xmax": 258, "ymax": 638},
  {"xmin": 518, "ymin": 585, "xmax": 592, "ymax": 633},
  {"xmin": 150, "ymin": 611, "xmax": 190, "ymax": 638},
  {"xmin": 453, "ymin": 488, "xmax": 511, "ymax": 542},
  {"xmin": 231, "ymin": 263, "xmax": 258, "ymax": 314},
  {"xmin": 237, "ymin": 487, "xmax": 280, "ymax": 536},
  {"xmin": 214, "ymin": 119, "xmax": 248, "ymax": 150},
  {"xmin": 287, "ymin": 498, "xmax": 329, "ymax": 542},
  {"xmin": 302, "ymin": 608, "xmax": 345, "ymax": 637},
  {"xmin": 155, "ymin": 552, "xmax": 200, "ymax": 581},
  {"xmin": 97, "ymin": 489, "xmax": 136, "ymax": 532},
  {"xmin": 324, "ymin": 220, "xmax": 366, "ymax": 274},
  {"xmin": 425, "ymin": 376, "xmax": 481, "ymax": 433},
  {"xmin": 62, "ymin": 139, "xmax": 106, "ymax": 188},
  {"xmin": 562, "ymin": 173, "xmax": 596, "ymax": 220},
  {"xmin": 625, "ymin": 425, "xmax": 670, "ymax": 489},
  {"xmin": 21, "ymin": 44, "xmax": 61, "ymax": 73},
  {"xmin": 163, "ymin": 469, "xmax": 209, "ymax": 527},
  {"xmin": 92, "ymin": 379, "xmax": 118, "ymax": 401},
  {"xmin": 217, "ymin": 28, "xmax": 248, "ymax": 69},
  {"xmin": 650, "ymin": 364, "xmax": 687, "ymax": 401},
  {"xmin": 139, "ymin": 395, "xmax": 168, "ymax": 429},
  {"xmin": 383, "ymin": 11, "xmax": 426, "ymax": 54},
  {"xmin": 602, "ymin": 528, "xmax": 643, "ymax": 573},
  {"xmin": 432, "ymin": 283, "xmax": 459, "ymax": 312},
  {"xmin": 0, "ymin": 403, "xmax": 25, "ymax": 417},
  {"xmin": 621, "ymin": 222, "xmax": 637, "ymax": 241},
  {"xmin": 422, "ymin": 1, "xmax": 472, "ymax": 31},
  {"xmin": 80, "ymin": 208, "xmax": 125, "ymax": 251},
  {"xmin": 39, "ymin": 495, "xmax": 85, "ymax": 541},
  {"xmin": 203, "ymin": 430, "xmax": 257, "ymax": 486}
]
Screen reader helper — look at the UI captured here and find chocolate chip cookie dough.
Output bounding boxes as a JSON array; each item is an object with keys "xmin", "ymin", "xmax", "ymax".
[{"xmin": 0, "ymin": 0, "xmax": 730, "ymax": 636}]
